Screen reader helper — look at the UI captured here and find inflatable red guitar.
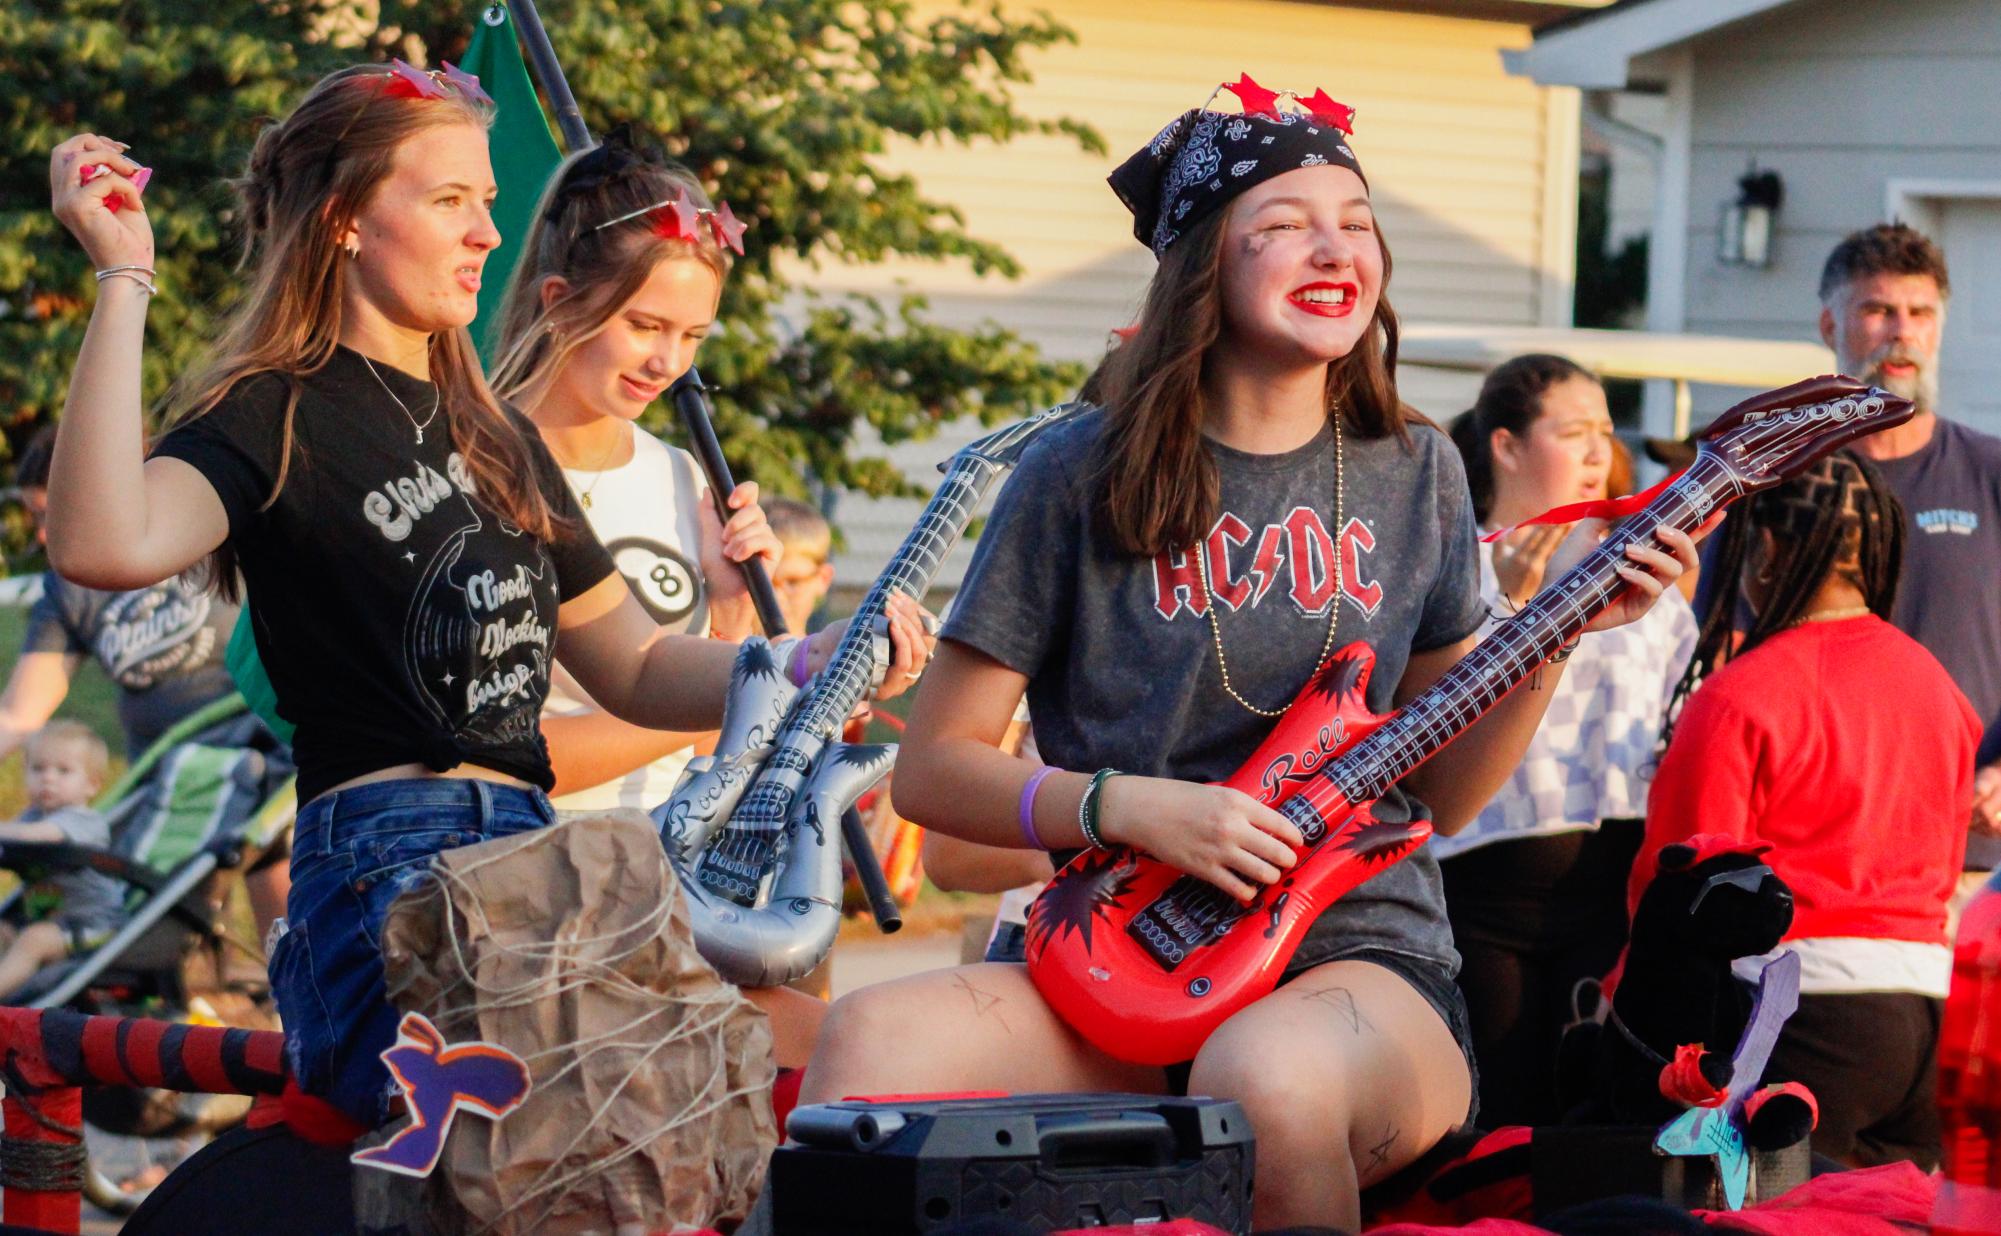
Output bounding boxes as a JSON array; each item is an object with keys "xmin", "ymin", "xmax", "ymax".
[{"xmin": 1026, "ymin": 375, "xmax": 1913, "ymax": 1066}]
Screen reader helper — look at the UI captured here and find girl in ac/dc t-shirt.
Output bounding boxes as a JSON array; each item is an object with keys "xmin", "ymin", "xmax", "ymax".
[
  {"xmin": 797, "ymin": 78, "xmax": 1699, "ymax": 1231},
  {"xmin": 43, "ymin": 67, "xmax": 929, "ymax": 1129}
]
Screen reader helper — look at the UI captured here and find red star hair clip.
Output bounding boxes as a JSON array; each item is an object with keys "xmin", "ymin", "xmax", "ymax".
[
  {"xmin": 382, "ymin": 58, "xmax": 491, "ymax": 105},
  {"xmin": 594, "ymin": 187, "xmax": 749, "ymax": 256},
  {"xmin": 1210, "ymin": 72, "xmax": 1356, "ymax": 135}
]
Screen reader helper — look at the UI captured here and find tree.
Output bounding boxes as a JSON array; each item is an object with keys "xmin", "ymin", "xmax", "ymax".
[{"xmin": 0, "ymin": 0, "xmax": 1096, "ymax": 564}]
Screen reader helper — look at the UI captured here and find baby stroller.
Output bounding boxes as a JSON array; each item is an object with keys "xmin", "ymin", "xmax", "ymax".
[{"xmin": 0, "ymin": 692, "xmax": 295, "ymax": 1213}]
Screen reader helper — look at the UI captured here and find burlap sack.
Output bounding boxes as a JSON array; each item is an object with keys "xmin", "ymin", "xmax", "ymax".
[{"xmin": 368, "ymin": 810, "xmax": 775, "ymax": 1234}]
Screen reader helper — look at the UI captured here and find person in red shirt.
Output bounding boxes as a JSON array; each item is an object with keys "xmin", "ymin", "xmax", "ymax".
[{"xmin": 1637, "ymin": 449, "xmax": 1978, "ymax": 1169}]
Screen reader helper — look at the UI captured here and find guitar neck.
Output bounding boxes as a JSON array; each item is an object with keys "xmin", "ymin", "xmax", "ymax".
[
  {"xmin": 1322, "ymin": 452, "xmax": 1736, "ymax": 805},
  {"xmin": 785, "ymin": 459, "xmax": 1001, "ymax": 739}
]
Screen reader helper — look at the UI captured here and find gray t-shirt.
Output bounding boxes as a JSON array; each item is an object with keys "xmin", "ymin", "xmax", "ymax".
[
  {"xmin": 942, "ymin": 410, "xmax": 1485, "ymax": 976},
  {"xmin": 23, "ymin": 573, "xmax": 238, "ymax": 758},
  {"xmin": 16, "ymin": 805, "xmax": 125, "ymax": 929}
]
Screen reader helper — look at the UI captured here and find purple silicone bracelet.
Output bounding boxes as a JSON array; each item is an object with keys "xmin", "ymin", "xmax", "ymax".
[
  {"xmin": 788, "ymin": 637, "xmax": 812, "ymax": 687},
  {"xmin": 1018, "ymin": 765, "xmax": 1060, "ymax": 850}
]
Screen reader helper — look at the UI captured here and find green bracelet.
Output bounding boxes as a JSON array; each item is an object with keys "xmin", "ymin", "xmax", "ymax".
[{"xmin": 1078, "ymin": 768, "xmax": 1119, "ymax": 849}]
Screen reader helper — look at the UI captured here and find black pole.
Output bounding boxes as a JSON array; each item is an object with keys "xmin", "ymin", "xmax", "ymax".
[
  {"xmin": 671, "ymin": 367, "xmax": 791, "ymax": 636},
  {"xmin": 498, "ymin": 0, "xmax": 592, "ymax": 153}
]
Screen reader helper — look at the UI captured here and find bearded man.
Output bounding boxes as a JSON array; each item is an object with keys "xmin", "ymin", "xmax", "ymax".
[{"xmin": 1818, "ymin": 223, "xmax": 2001, "ymax": 872}]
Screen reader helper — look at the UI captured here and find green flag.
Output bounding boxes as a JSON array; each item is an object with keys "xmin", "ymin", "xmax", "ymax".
[{"xmin": 463, "ymin": 2, "xmax": 566, "ymax": 364}]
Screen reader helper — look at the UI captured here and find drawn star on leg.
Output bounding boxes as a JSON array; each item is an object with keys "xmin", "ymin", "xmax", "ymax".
[
  {"xmin": 403, "ymin": 551, "xmax": 417, "ymax": 564},
  {"xmin": 441, "ymin": 672, "xmax": 455, "ymax": 687}
]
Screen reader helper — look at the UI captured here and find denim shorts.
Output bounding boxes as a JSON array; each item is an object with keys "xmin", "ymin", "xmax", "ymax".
[{"xmin": 270, "ymin": 778, "xmax": 555, "ymax": 1128}]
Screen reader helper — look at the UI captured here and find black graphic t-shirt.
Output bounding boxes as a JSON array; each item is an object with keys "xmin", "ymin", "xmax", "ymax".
[
  {"xmin": 152, "ymin": 348, "xmax": 616, "ymax": 802},
  {"xmin": 23, "ymin": 572, "xmax": 237, "ymax": 756},
  {"xmin": 943, "ymin": 409, "xmax": 1486, "ymax": 976}
]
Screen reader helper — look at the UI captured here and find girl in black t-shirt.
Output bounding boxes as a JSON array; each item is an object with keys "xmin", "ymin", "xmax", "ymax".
[
  {"xmin": 799, "ymin": 80, "xmax": 1698, "ymax": 1230},
  {"xmin": 44, "ymin": 65, "xmax": 928, "ymax": 1128}
]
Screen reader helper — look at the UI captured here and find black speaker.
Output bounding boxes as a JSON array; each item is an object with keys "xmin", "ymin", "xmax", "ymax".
[{"xmin": 770, "ymin": 1093, "xmax": 1255, "ymax": 1234}]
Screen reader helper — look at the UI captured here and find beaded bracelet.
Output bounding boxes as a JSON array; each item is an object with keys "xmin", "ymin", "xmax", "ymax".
[
  {"xmin": 1077, "ymin": 768, "xmax": 1118, "ymax": 849},
  {"xmin": 1017, "ymin": 765, "xmax": 1059, "ymax": 850}
]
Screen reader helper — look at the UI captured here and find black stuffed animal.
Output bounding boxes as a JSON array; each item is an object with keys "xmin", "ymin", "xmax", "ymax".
[{"xmin": 1558, "ymin": 838, "xmax": 1815, "ymax": 1151}]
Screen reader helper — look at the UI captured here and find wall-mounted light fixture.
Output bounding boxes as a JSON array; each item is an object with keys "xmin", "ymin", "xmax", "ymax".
[{"xmin": 1719, "ymin": 163, "xmax": 1784, "ymax": 268}]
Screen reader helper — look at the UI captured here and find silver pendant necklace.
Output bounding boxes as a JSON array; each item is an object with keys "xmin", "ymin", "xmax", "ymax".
[{"xmin": 361, "ymin": 355, "xmax": 442, "ymax": 445}]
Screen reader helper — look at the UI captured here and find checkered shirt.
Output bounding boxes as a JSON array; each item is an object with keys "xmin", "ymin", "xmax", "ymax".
[{"xmin": 1431, "ymin": 540, "xmax": 1698, "ymax": 859}]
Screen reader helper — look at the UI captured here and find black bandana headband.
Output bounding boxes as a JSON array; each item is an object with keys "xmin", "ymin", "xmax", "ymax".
[{"xmin": 1110, "ymin": 74, "xmax": 1364, "ymax": 257}]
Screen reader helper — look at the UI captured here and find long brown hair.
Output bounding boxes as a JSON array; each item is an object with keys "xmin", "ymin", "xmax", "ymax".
[
  {"xmin": 490, "ymin": 135, "xmax": 732, "ymax": 410},
  {"xmin": 162, "ymin": 64, "xmax": 558, "ymax": 597},
  {"xmin": 1090, "ymin": 204, "xmax": 1416, "ymax": 557}
]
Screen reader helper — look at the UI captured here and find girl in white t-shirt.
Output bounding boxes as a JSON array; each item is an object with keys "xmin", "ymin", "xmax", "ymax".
[{"xmin": 489, "ymin": 126, "xmax": 933, "ymax": 1065}]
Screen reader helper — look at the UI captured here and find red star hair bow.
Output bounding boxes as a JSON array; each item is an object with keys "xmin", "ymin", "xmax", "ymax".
[
  {"xmin": 601, "ymin": 187, "xmax": 750, "ymax": 256},
  {"xmin": 441, "ymin": 62, "xmax": 493, "ymax": 107},
  {"xmin": 1302, "ymin": 88, "xmax": 1356, "ymax": 134},
  {"xmin": 1223, "ymin": 73, "xmax": 1283, "ymax": 119},
  {"xmin": 386, "ymin": 58, "xmax": 450, "ymax": 100},
  {"xmin": 708, "ymin": 200, "xmax": 747, "ymax": 256},
  {"xmin": 648, "ymin": 191, "xmax": 703, "ymax": 243}
]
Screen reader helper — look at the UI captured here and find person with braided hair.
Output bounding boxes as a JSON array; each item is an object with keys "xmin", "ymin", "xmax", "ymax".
[{"xmin": 1635, "ymin": 450, "xmax": 1979, "ymax": 1169}]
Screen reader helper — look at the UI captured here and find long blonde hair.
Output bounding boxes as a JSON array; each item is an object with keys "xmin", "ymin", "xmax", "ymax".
[
  {"xmin": 163, "ymin": 64, "xmax": 561, "ymax": 596},
  {"xmin": 491, "ymin": 128, "xmax": 733, "ymax": 410}
]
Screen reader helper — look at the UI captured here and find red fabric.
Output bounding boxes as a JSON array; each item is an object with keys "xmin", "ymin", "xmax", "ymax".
[
  {"xmin": 1480, "ymin": 470, "xmax": 1680, "ymax": 542},
  {"xmin": 3, "ymin": 1085, "xmax": 83, "ymax": 1233},
  {"xmin": 1745, "ymin": 1080, "xmax": 1819, "ymax": 1131},
  {"xmin": 271, "ymin": 1079, "xmax": 367, "ymax": 1146},
  {"xmin": 1365, "ymin": 1126, "xmax": 1535, "ymax": 1227},
  {"xmin": 1366, "ymin": 1219, "xmax": 1552, "ymax": 1235},
  {"xmin": 1664, "ymin": 835, "xmax": 1774, "ymax": 868},
  {"xmin": 1633, "ymin": 618, "xmax": 1977, "ymax": 946},
  {"xmin": 772, "ymin": 1067, "xmax": 804, "ymax": 1132},
  {"xmin": 1700, "ymin": 1160, "xmax": 1936, "ymax": 1233},
  {"xmin": 1660, "ymin": 1043, "xmax": 1727, "ymax": 1107}
]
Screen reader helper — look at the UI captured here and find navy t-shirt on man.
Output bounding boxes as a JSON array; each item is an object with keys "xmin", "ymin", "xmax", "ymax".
[{"xmin": 1871, "ymin": 417, "xmax": 2001, "ymax": 868}]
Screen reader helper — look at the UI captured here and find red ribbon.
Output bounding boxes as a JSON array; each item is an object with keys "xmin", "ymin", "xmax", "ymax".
[{"xmin": 1480, "ymin": 468, "xmax": 1685, "ymax": 543}]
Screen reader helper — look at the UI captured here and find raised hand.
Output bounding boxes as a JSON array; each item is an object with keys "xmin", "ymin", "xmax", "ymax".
[{"xmin": 49, "ymin": 135, "xmax": 154, "ymax": 271}]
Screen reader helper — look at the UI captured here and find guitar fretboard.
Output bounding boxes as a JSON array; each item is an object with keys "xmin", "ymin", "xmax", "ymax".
[
  {"xmin": 1325, "ymin": 453, "xmax": 1738, "ymax": 805},
  {"xmin": 784, "ymin": 460, "xmax": 1000, "ymax": 741}
]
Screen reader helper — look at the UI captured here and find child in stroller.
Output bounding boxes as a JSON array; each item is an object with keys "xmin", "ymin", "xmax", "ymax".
[{"xmin": 0, "ymin": 719, "xmax": 123, "ymax": 999}]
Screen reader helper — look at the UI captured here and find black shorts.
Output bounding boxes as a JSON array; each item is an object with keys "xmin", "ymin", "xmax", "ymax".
[{"xmin": 1164, "ymin": 948, "xmax": 1480, "ymax": 1126}]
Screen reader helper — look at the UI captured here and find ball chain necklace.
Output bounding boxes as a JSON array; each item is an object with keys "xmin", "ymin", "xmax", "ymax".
[
  {"xmin": 1195, "ymin": 409, "xmax": 1345, "ymax": 718},
  {"xmin": 360, "ymin": 355, "xmax": 441, "ymax": 446}
]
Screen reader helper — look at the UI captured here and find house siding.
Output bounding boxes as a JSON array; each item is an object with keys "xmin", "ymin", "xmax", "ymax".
[
  {"xmin": 1675, "ymin": 0, "xmax": 2001, "ymax": 423},
  {"xmin": 793, "ymin": 0, "xmax": 1581, "ymax": 585}
]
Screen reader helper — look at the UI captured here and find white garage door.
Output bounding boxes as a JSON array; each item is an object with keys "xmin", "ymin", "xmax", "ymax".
[{"xmin": 1940, "ymin": 198, "xmax": 2001, "ymax": 437}]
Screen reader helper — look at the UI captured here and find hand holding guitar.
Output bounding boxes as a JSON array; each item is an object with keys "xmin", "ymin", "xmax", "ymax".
[{"xmin": 1100, "ymin": 779, "xmax": 1303, "ymax": 903}]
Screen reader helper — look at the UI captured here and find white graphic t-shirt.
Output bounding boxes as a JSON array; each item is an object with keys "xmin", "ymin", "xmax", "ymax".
[{"xmin": 544, "ymin": 428, "xmax": 713, "ymax": 813}]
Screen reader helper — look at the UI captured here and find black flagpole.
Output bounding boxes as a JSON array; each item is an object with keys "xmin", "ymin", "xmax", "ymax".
[{"xmin": 500, "ymin": 0, "xmax": 903, "ymax": 934}]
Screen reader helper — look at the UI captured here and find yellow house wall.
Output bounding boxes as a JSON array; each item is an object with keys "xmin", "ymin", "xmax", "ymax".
[{"xmin": 805, "ymin": 0, "xmax": 1579, "ymax": 581}]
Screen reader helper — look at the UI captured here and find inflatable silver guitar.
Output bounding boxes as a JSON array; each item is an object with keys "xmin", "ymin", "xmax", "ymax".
[{"xmin": 654, "ymin": 401, "xmax": 1088, "ymax": 986}]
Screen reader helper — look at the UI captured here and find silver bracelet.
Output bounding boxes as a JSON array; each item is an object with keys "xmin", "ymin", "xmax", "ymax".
[
  {"xmin": 94, "ymin": 264, "xmax": 156, "ymax": 279},
  {"xmin": 95, "ymin": 270, "xmax": 157, "ymax": 297}
]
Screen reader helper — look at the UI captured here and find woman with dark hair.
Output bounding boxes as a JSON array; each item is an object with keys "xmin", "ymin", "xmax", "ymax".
[
  {"xmin": 43, "ymin": 64, "xmax": 925, "ymax": 1129},
  {"xmin": 800, "ymin": 79, "xmax": 1697, "ymax": 1229},
  {"xmin": 1439, "ymin": 355, "xmax": 1696, "ymax": 1126},
  {"xmin": 1638, "ymin": 450, "xmax": 1976, "ymax": 1169}
]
